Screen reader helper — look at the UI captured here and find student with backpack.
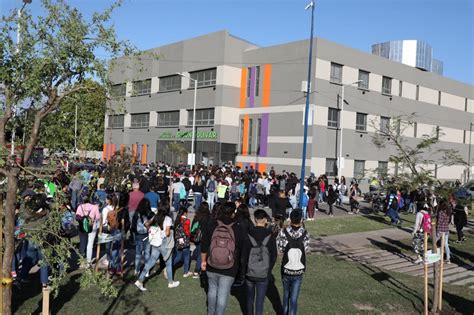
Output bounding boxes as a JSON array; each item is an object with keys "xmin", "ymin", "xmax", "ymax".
[
  {"xmin": 412, "ymin": 205, "xmax": 432, "ymax": 264},
  {"xmin": 277, "ymin": 209, "xmax": 310, "ymax": 315},
  {"xmin": 191, "ymin": 202, "xmax": 211, "ymax": 278},
  {"xmin": 173, "ymin": 207, "xmax": 192, "ymax": 277},
  {"xmin": 76, "ymin": 195, "xmax": 101, "ymax": 265},
  {"xmin": 132, "ymin": 198, "xmax": 154, "ymax": 275},
  {"xmin": 206, "ymin": 175, "xmax": 218, "ymax": 211},
  {"xmin": 201, "ymin": 202, "xmax": 244, "ymax": 315},
  {"xmin": 135, "ymin": 206, "xmax": 180, "ymax": 291},
  {"xmin": 242, "ymin": 209, "xmax": 277, "ymax": 315}
]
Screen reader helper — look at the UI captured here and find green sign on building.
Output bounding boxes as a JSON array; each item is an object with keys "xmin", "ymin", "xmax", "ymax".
[{"xmin": 159, "ymin": 130, "xmax": 217, "ymax": 140}]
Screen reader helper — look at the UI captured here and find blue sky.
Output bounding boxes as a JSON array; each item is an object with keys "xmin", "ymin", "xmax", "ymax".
[{"xmin": 2, "ymin": 0, "xmax": 473, "ymax": 84}]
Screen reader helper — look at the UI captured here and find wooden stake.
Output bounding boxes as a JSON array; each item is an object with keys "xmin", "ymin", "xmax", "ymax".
[
  {"xmin": 423, "ymin": 231, "xmax": 428, "ymax": 315},
  {"xmin": 438, "ymin": 232, "xmax": 445, "ymax": 311},
  {"xmin": 0, "ymin": 193, "xmax": 3, "ymax": 314},
  {"xmin": 42, "ymin": 286, "xmax": 50, "ymax": 315},
  {"xmin": 120, "ymin": 218, "xmax": 125, "ymax": 278},
  {"xmin": 95, "ymin": 218, "xmax": 103, "ymax": 273}
]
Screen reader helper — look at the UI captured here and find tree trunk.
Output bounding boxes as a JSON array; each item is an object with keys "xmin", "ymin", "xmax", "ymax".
[
  {"xmin": 431, "ymin": 223, "xmax": 440, "ymax": 312},
  {"xmin": 2, "ymin": 170, "xmax": 18, "ymax": 315}
]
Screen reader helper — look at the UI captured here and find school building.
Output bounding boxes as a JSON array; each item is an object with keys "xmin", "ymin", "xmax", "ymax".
[{"xmin": 104, "ymin": 31, "xmax": 474, "ymax": 181}]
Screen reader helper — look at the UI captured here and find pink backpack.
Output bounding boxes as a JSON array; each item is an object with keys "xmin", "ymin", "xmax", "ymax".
[
  {"xmin": 422, "ymin": 212, "xmax": 432, "ymax": 234},
  {"xmin": 208, "ymin": 221, "xmax": 236, "ymax": 269}
]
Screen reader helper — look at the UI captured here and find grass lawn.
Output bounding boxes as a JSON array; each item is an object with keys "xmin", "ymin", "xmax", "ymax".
[
  {"xmin": 13, "ymin": 254, "xmax": 473, "ymax": 315},
  {"xmin": 304, "ymin": 212, "xmax": 415, "ymax": 237}
]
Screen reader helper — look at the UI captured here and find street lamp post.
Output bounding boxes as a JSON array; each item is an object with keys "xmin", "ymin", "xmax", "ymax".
[
  {"xmin": 299, "ymin": 1, "xmax": 315, "ymax": 205},
  {"xmin": 177, "ymin": 73, "xmax": 197, "ymax": 168},
  {"xmin": 468, "ymin": 122, "xmax": 473, "ymax": 181},
  {"xmin": 11, "ymin": 0, "xmax": 32, "ymax": 156},
  {"xmin": 337, "ymin": 80, "xmax": 363, "ymax": 180}
]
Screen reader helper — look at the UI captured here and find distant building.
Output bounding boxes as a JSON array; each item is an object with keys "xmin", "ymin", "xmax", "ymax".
[
  {"xmin": 372, "ymin": 40, "xmax": 443, "ymax": 75},
  {"xmin": 105, "ymin": 31, "xmax": 473, "ymax": 181}
]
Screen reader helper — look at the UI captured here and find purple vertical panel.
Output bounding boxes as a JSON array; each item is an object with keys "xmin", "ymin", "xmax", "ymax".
[
  {"xmin": 249, "ymin": 67, "xmax": 256, "ymax": 108},
  {"xmin": 260, "ymin": 114, "xmax": 269, "ymax": 157}
]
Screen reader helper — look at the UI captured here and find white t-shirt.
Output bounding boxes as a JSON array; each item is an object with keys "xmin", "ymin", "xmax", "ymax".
[
  {"xmin": 172, "ymin": 182, "xmax": 182, "ymax": 194},
  {"xmin": 162, "ymin": 216, "xmax": 172, "ymax": 239},
  {"xmin": 102, "ymin": 204, "xmax": 113, "ymax": 226}
]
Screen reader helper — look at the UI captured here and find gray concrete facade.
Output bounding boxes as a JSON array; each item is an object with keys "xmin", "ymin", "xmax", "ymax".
[{"xmin": 105, "ymin": 31, "xmax": 474, "ymax": 181}]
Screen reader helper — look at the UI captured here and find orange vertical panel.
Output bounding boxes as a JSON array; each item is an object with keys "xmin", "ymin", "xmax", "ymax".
[
  {"xmin": 237, "ymin": 162, "xmax": 243, "ymax": 168},
  {"xmin": 239, "ymin": 68, "xmax": 248, "ymax": 108},
  {"xmin": 258, "ymin": 163, "xmax": 267, "ymax": 173},
  {"xmin": 102, "ymin": 144, "xmax": 107, "ymax": 160},
  {"xmin": 141, "ymin": 144, "xmax": 147, "ymax": 164},
  {"xmin": 242, "ymin": 114, "xmax": 250, "ymax": 155},
  {"xmin": 120, "ymin": 144, "xmax": 125, "ymax": 157},
  {"xmin": 262, "ymin": 64, "xmax": 272, "ymax": 107},
  {"xmin": 132, "ymin": 144, "xmax": 137, "ymax": 163}
]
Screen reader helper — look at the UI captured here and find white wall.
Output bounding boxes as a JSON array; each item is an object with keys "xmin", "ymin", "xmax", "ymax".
[
  {"xmin": 369, "ymin": 73, "xmax": 382, "ymax": 93},
  {"xmin": 418, "ymin": 86, "xmax": 438, "ymax": 105},
  {"xmin": 314, "ymin": 105, "xmax": 328, "ymax": 126},
  {"xmin": 342, "ymin": 66, "xmax": 358, "ymax": 85},
  {"xmin": 342, "ymin": 111, "xmax": 356, "ymax": 130},
  {"xmin": 151, "ymin": 77, "xmax": 159, "ymax": 93},
  {"xmin": 310, "ymin": 157, "xmax": 325, "ymax": 176},
  {"xmin": 439, "ymin": 127, "xmax": 464, "ymax": 144},
  {"xmin": 315, "ymin": 58, "xmax": 330, "ymax": 81},
  {"xmin": 149, "ymin": 111, "xmax": 158, "ymax": 127},
  {"xmin": 441, "ymin": 92, "xmax": 465, "ymax": 111},
  {"xmin": 402, "ymin": 82, "xmax": 417, "ymax": 100},
  {"xmin": 217, "ymin": 65, "xmax": 241, "ymax": 88},
  {"xmin": 124, "ymin": 113, "xmax": 131, "ymax": 128},
  {"xmin": 179, "ymin": 109, "xmax": 188, "ymax": 126},
  {"xmin": 216, "ymin": 106, "xmax": 240, "ymax": 127}
]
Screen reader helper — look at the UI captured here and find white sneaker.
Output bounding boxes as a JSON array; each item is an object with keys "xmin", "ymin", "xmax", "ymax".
[
  {"xmin": 348, "ymin": 212, "xmax": 354, "ymax": 215},
  {"xmin": 183, "ymin": 272, "xmax": 193, "ymax": 278},
  {"xmin": 414, "ymin": 258, "xmax": 423, "ymax": 264},
  {"xmin": 145, "ymin": 272, "xmax": 150, "ymax": 278},
  {"xmin": 134, "ymin": 281, "xmax": 147, "ymax": 291},
  {"xmin": 168, "ymin": 281, "xmax": 180, "ymax": 288}
]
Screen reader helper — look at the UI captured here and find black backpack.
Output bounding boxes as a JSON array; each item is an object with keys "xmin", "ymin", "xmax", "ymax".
[
  {"xmin": 182, "ymin": 178, "xmax": 191, "ymax": 191},
  {"xmin": 281, "ymin": 229, "xmax": 306, "ymax": 276}
]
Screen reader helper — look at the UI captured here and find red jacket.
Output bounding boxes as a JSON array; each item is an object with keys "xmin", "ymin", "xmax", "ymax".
[{"xmin": 180, "ymin": 215, "xmax": 191, "ymax": 237}]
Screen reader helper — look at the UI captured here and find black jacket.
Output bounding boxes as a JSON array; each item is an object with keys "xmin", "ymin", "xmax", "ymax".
[{"xmin": 201, "ymin": 217, "xmax": 244, "ymax": 277}]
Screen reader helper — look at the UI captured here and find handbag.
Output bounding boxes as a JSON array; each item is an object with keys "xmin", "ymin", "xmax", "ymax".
[{"xmin": 77, "ymin": 205, "xmax": 93, "ymax": 234}]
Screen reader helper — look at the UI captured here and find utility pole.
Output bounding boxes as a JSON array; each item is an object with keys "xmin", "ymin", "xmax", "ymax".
[
  {"xmin": 299, "ymin": 1, "xmax": 315, "ymax": 205},
  {"xmin": 468, "ymin": 122, "xmax": 473, "ymax": 181}
]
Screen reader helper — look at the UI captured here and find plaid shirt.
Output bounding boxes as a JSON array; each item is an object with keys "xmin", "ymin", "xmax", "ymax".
[{"xmin": 437, "ymin": 210, "xmax": 450, "ymax": 233}]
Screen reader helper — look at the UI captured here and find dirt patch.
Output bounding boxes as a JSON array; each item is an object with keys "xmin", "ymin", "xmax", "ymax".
[{"xmin": 353, "ymin": 303, "xmax": 376, "ymax": 311}]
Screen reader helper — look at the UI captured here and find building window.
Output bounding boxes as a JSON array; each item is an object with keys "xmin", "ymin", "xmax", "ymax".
[
  {"xmin": 463, "ymin": 130, "xmax": 466, "ymax": 144},
  {"xmin": 157, "ymin": 111, "xmax": 179, "ymax": 127},
  {"xmin": 438, "ymin": 91, "xmax": 441, "ymax": 105},
  {"xmin": 190, "ymin": 68, "xmax": 217, "ymax": 88},
  {"xmin": 255, "ymin": 66, "xmax": 261, "ymax": 97},
  {"xmin": 416, "ymin": 85, "xmax": 419, "ymax": 100},
  {"xmin": 354, "ymin": 160, "xmax": 365, "ymax": 179},
  {"xmin": 325, "ymin": 158, "xmax": 337, "ymax": 177},
  {"xmin": 380, "ymin": 116, "xmax": 390, "ymax": 133},
  {"xmin": 358, "ymin": 70, "xmax": 369, "ymax": 90},
  {"xmin": 159, "ymin": 75, "xmax": 181, "ymax": 92},
  {"xmin": 188, "ymin": 108, "xmax": 215, "ymax": 126},
  {"xmin": 110, "ymin": 83, "xmax": 126, "ymax": 98},
  {"xmin": 131, "ymin": 113, "xmax": 150, "ymax": 128},
  {"xmin": 327, "ymin": 108, "xmax": 339, "ymax": 128},
  {"xmin": 256, "ymin": 118, "xmax": 262, "ymax": 154},
  {"xmin": 356, "ymin": 113, "xmax": 367, "ymax": 132},
  {"xmin": 248, "ymin": 119, "xmax": 253, "ymax": 154},
  {"xmin": 414, "ymin": 122, "xmax": 417, "ymax": 138},
  {"xmin": 132, "ymin": 79, "xmax": 151, "ymax": 96},
  {"xmin": 247, "ymin": 69, "xmax": 251, "ymax": 97},
  {"xmin": 399, "ymin": 81, "xmax": 403, "ymax": 97},
  {"xmin": 330, "ymin": 63, "xmax": 343, "ymax": 84},
  {"xmin": 378, "ymin": 161, "xmax": 388, "ymax": 178},
  {"xmin": 382, "ymin": 76, "xmax": 392, "ymax": 95},
  {"xmin": 108, "ymin": 114, "xmax": 124, "ymax": 129},
  {"xmin": 436, "ymin": 126, "xmax": 440, "ymax": 139}
]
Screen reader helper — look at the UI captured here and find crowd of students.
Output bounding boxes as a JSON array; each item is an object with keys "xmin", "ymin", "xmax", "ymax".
[{"xmin": 13, "ymin": 161, "xmax": 316, "ymax": 315}]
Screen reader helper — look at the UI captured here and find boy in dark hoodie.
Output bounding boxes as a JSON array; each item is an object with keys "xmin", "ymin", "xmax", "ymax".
[
  {"xmin": 242, "ymin": 209, "xmax": 277, "ymax": 315},
  {"xmin": 277, "ymin": 209, "xmax": 310, "ymax": 315}
]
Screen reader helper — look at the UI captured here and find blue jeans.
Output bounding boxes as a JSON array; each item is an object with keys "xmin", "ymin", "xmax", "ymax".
[
  {"xmin": 246, "ymin": 278, "xmax": 269, "ymax": 315},
  {"xmin": 106, "ymin": 230, "xmax": 122, "ymax": 271},
  {"xmin": 173, "ymin": 247, "xmax": 190, "ymax": 274},
  {"xmin": 19, "ymin": 240, "xmax": 48, "ymax": 285},
  {"xmin": 135, "ymin": 234, "xmax": 150, "ymax": 273},
  {"xmin": 249, "ymin": 196, "xmax": 257, "ymax": 208},
  {"xmin": 194, "ymin": 192, "xmax": 202, "ymax": 210},
  {"xmin": 301, "ymin": 207, "xmax": 307, "ymax": 220},
  {"xmin": 207, "ymin": 271, "xmax": 234, "ymax": 315},
  {"xmin": 438, "ymin": 231, "xmax": 451, "ymax": 260},
  {"xmin": 207, "ymin": 192, "xmax": 216, "ymax": 211},
  {"xmin": 173, "ymin": 193, "xmax": 180, "ymax": 211},
  {"xmin": 282, "ymin": 274, "xmax": 303, "ymax": 315},
  {"xmin": 139, "ymin": 245, "xmax": 173, "ymax": 283},
  {"xmin": 319, "ymin": 192, "xmax": 325, "ymax": 203},
  {"xmin": 387, "ymin": 208, "xmax": 401, "ymax": 224},
  {"xmin": 193, "ymin": 243, "xmax": 202, "ymax": 273}
]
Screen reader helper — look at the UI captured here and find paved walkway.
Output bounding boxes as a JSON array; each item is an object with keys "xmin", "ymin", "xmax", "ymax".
[{"xmin": 309, "ymin": 219, "xmax": 474, "ymax": 290}]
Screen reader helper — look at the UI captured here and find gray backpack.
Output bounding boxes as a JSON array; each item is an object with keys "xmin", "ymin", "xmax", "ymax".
[{"xmin": 246, "ymin": 234, "xmax": 271, "ymax": 280}]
